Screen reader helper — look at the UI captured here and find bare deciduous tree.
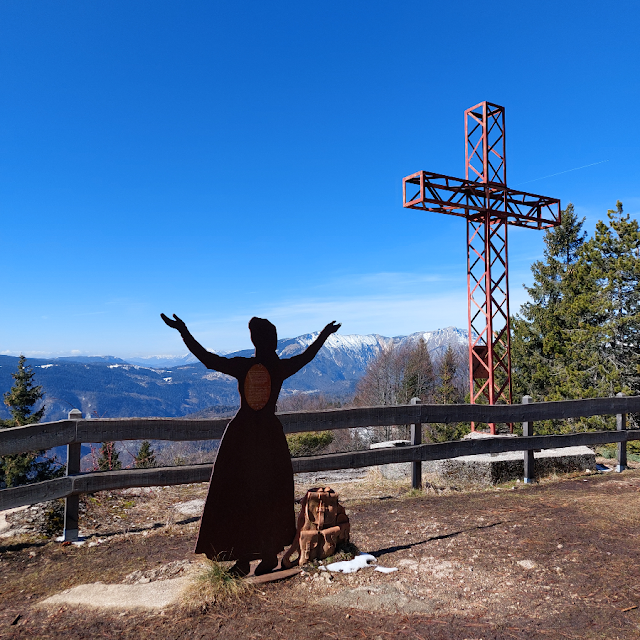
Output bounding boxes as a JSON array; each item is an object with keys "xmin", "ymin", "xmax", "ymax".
[{"xmin": 355, "ymin": 338, "xmax": 469, "ymax": 443}]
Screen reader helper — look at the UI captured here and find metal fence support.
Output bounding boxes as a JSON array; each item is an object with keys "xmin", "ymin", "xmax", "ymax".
[
  {"xmin": 616, "ymin": 392, "xmax": 627, "ymax": 473},
  {"xmin": 522, "ymin": 395, "xmax": 535, "ymax": 483},
  {"xmin": 410, "ymin": 398, "xmax": 422, "ymax": 490},
  {"xmin": 64, "ymin": 408, "xmax": 82, "ymax": 541}
]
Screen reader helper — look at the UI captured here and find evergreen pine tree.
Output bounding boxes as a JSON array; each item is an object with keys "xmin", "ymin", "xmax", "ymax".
[
  {"xmin": 511, "ymin": 203, "xmax": 610, "ymax": 432},
  {"xmin": 558, "ymin": 233, "xmax": 613, "ymax": 404},
  {"xmin": 552, "ymin": 201, "xmax": 638, "ymax": 407},
  {"xmin": 511, "ymin": 203, "xmax": 589, "ymax": 402},
  {"xmin": 435, "ymin": 345, "xmax": 461, "ymax": 405},
  {"xmin": 512, "ymin": 201, "xmax": 639, "ymax": 432},
  {"xmin": 97, "ymin": 442, "xmax": 122, "ymax": 471},
  {"xmin": 580, "ymin": 201, "xmax": 640, "ymax": 396},
  {"xmin": 3, "ymin": 355, "xmax": 45, "ymax": 426},
  {"xmin": 1, "ymin": 356, "xmax": 64, "ymax": 487},
  {"xmin": 134, "ymin": 441, "xmax": 156, "ymax": 468}
]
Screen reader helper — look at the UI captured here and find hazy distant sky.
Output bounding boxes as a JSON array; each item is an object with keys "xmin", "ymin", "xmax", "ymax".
[{"xmin": 1, "ymin": 1, "xmax": 638, "ymax": 357}]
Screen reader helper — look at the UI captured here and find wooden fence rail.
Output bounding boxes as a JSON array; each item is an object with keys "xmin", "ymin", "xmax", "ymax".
[
  {"xmin": 0, "ymin": 395, "xmax": 638, "ymax": 540},
  {"xmin": 2, "ymin": 395, "xmax": 640, "ymax": 457}
]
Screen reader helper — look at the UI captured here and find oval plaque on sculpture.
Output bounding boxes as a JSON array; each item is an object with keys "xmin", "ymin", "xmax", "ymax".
[{"xmin": 244, "ymin": 364, "xmax": 271, "ymax": 410}]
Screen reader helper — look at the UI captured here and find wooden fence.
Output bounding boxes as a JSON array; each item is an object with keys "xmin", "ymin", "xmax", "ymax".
[{"xmin": 1, "ymin": 394, "xmax": 639, "ymax": 541}]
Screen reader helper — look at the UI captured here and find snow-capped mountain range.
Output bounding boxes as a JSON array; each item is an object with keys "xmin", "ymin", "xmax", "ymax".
[
  {"xmin": 0, "ymin": 327, "xmax": 468, "ymax": 422},
  {"xmin": 125, "ymin": 327, "xmax": 468, "ymax": 370}
]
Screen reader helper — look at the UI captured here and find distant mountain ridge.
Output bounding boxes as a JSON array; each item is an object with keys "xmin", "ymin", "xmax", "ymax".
[
  {"xmin": 123, "ymin": 327, "xmax": 468, "ymax": 369},
  {"xmin": 125, "ymin": 354, "xmax": 200, "ymax": 368},
  {"xmin": 0, "ymin": 327, "xmax": 468, "ymax": 422}
]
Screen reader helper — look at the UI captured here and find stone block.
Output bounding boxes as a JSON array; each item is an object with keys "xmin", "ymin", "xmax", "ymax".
[
  {"xmin": 433, "ymin": 446, "xmax": 596, "ymax": 485},
  {"xmin": 371, "ymin": 440, "xmax": 411, "ymax": 480}
]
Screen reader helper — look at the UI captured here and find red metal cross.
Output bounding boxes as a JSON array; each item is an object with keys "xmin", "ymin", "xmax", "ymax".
[{"xmin": 403, "ymin": 102, "xmax": 561, "ymax": 433}]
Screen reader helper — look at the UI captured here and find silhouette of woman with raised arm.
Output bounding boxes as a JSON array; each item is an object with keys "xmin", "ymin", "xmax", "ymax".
[{"xmin": 161, "ymin": 313, "xmax": 340, "ymax": 576}]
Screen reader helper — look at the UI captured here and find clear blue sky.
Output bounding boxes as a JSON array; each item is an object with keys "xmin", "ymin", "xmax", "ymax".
[{"xmin": 1, "ymin": 1, "xmax": 638, "ymax": 357}]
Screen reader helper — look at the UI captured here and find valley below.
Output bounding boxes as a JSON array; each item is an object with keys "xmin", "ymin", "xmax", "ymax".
[{"xmin": 0, "ymin": 327, "xmax": 467, "ymax": 422}]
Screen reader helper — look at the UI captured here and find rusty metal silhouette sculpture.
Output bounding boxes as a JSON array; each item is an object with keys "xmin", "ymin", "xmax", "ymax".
[{"xmin": 161, "ymin": 313, "xmax": 340, "ymax": 576}]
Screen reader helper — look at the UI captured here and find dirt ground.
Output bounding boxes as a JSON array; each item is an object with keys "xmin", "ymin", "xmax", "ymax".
[{"xmin": 2, "ymin": 465, "xmax": 640, "ymax": 639}]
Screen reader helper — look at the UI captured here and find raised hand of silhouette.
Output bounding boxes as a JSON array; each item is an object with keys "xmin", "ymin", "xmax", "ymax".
[
  {"xmin": 322, "ymin": 321, "xmax": 341, "ymax": 335},
  {"xmin": 160, "ymin": 313, "xmax": 187, "ymax": 334}
]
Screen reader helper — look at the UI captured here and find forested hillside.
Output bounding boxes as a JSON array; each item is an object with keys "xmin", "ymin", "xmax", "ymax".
[{"xmin": 0, "ymin": 328, "xmax": 467, "ymax": 422}]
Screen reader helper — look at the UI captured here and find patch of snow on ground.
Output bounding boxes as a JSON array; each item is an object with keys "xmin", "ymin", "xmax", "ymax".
[{"xmin": 319, "ymin": 553, "xmax": 397, "ymax": 574}]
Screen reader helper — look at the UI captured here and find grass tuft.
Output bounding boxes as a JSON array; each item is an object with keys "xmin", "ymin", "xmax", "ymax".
[
  {"xmin": 321, "ymin": 541, "xmax": 361, "ymax": 566},
  {"xmin": 181, "ymin": 559, "xmax": 252, "ymax": 611}
]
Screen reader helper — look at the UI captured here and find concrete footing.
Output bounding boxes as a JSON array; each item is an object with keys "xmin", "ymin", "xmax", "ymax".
[
  {"xmin": 371, "ymin": 440, "xmax": 412, "ymax": 480},
  {"xmin": 431, "ymin": 445, "xmax": 596, "ymax": 485},
  {"xmin": 372, "ymin": 438, "xmax": 596, "ymax": 485}
]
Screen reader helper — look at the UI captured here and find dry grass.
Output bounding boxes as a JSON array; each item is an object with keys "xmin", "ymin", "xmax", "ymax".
[
  {"xmin": 4, "ymin": 470, "xmax": 640, "ymax": 638},
  {"xmin": 180, "ymin": 559, "xmax": 253, "ymax": 611}
]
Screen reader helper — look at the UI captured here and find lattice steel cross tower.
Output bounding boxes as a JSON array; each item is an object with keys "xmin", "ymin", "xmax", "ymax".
[{"xmin": 403, "ymin": 102, "xmax": 561, "ymax": 433}]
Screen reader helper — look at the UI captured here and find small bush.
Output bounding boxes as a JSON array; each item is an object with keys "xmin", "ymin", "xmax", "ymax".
[
  {"xmin": 182, "ymin": 559, "xmax": 251, "ymax": 611},
  {"xmin": 97, "ymin": 442, "xmax": 121, "ymax": 471},
  {"xmin": 598, "ymin": 445, "xmax": 616, "ymax": 459},
  {"xmin": 286, "ymin": 431, "xmax": 333, "ymax": 457},
  {"xmin": 43, "ymin": 500, "xmax": 65, "ymax": 537},
  {"xmin": 597, "ymin": 441, "xmax": 640, "ymax": 461},
  {"xmin": 134, "ymin": 441, "xmax": 156, "ymax": 468}
]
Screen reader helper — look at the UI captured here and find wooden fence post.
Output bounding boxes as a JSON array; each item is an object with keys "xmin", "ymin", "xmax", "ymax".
[
  {"xmin": 522, "ymin": 395, "xmax": 535, "ymax": 484},
  {"xmin": 64, "ymin": 409, "xmax": 82, "ymax": 541},
  {"xmin": 410, "ymin": 398, "xmax": 422, "ymax": 490},
  {"xmin": 616, "ymin": 392, "xmax": 627, "ymax": 473}
]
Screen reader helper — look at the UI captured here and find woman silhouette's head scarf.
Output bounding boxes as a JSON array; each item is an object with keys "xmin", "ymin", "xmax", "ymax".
[{"xmin": 249, "ymin": 317, "xmax": 278, "ymax": 353}]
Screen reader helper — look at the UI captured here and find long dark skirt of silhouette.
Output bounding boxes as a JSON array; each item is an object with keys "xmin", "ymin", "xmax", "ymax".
[{"xmin": 161, "ymin": 313, "xmax": 340, "ymax": 576}]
